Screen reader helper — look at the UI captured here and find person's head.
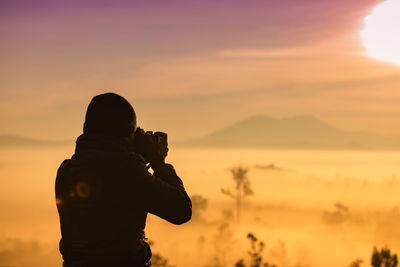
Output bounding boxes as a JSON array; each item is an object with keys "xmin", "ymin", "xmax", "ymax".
[{"xmin": 83, "ymin": 93, "xmax": 136, "ymax": 138}]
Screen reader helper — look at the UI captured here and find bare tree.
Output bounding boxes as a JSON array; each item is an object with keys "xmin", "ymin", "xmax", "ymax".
[{"xmin": 221, "ymin": 166, "xmax": 253, "ymax": 222}]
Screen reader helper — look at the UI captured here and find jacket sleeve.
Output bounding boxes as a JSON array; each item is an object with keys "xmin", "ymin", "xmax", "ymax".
[
  {"xmin": 55, "ymin": 159, "xmax": 71, "ymax": 211},
  {"xmin": 128, "ymin": 154, "xmax": 192, "ymax": 225}
]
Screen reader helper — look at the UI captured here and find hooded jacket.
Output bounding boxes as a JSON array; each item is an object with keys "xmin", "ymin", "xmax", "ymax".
[{"xmin": 55, "ymin": 134, "xmax": 192, "ymax": 266}]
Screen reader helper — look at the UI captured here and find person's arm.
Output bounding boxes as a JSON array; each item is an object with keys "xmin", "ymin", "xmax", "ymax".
[
  {"xmin": 55, "ymin": 159, "xmax": 71, "ymax": 211},
  {"xmin": 129, "ymin": 154, "xmax": 192, "ymax": 225}
]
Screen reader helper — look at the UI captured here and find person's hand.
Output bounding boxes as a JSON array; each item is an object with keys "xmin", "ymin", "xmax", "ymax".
[
  {"xmin": 131, "ymin": 128, "xmax": 155, "ymax": 163},
  {"xmin": 131, "ymin": 127, "xmax": 168, "ymax": 166},
  {"xmin": 141, "ymin": 131, "xmax": 159, "ymax": 163}
]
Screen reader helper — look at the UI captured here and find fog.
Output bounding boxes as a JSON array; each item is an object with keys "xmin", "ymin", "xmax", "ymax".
[{"xmin": 0, "ymin": 146, "xmax": 399, "ymax": 267}]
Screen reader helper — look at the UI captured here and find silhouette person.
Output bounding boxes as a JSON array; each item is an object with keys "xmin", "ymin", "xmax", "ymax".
[{"xmin": 55, "ymin": 93, "xmax": 192, "ymax": 267}]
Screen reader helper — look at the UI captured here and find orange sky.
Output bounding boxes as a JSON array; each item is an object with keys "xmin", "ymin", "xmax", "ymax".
[{"xmin": 2, "ymin": 0, "xmax": 400, "ymax": 141}]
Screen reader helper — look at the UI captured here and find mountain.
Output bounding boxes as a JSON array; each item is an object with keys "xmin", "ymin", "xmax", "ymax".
[
  {"xmin": 181, "ymin": 115, "xmax": 400, "ymax": 149},
  {"xmin": 3, "ymin": 115, "xmax": 400, "ymax": 149},
  {"xmin": 0, "ymin": 134, "xmax": 71, "ymax": 147}
]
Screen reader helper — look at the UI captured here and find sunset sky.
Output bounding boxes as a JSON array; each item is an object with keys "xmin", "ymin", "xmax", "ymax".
[{"xmin": 2, "ymin": 0, "xmax": 400, "ymax": 141}]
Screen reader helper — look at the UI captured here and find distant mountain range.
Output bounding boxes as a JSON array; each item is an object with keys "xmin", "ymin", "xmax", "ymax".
[
  {"xmin": 2, "ymin": 115, "xmax": 400, "ymax": 149},
  {"xmin": 180, "ymin": 114, "xmax": 400, "ymax": 149}
]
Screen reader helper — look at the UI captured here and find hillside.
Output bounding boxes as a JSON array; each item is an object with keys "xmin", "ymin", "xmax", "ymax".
[
  {"xmin": 2, "ymin": 115, "xmax": 400, "ymax": 150},
  {"xmin": 181, "ymin": 115, "xmax": 400, "ymax": 149}
]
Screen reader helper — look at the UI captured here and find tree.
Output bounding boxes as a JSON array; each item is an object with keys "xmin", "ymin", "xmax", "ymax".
[
  {"xmin": 151, "ymin": 253, "xmax": 175, "ymax": 267},
  {"xmin": 247, "ymin": 233, "xmax": 265, "ymax": 267},
  {"xmin": 348, "ymin": 258, "xmax": 363, "ymax": 267},
  {"xmin": 234, "ymin": 233, "xmax": 277, "ymax": 267},
  {"xmin": 371, "ymin": 247, "xmax": 398, "ymax": 267},
  {"xmin": 147, "ymin": 240, "xmax": 175, "ymax": 267},
  {"xmin": 191, "ymin": 194, "xmax": 208, "ymax": 222},
  {"xmin": 207, "ymin": 223, "xmax": 237, "ymax": 267},
  {"xmin": 322, "ymin": 202, "xmax": 350, "ymax": 225},
  {"xmin": 221, "ymin": 166, "xmax": 253, "ymax": 222}
]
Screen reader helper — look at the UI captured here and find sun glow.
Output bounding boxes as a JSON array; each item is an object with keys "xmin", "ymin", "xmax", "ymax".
[{"xmin": 361, "ymin": 0, "xmax": 400, "ymax": 65}]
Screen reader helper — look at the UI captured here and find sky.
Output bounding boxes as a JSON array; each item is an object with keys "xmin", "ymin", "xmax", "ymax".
[{"xmin": 2, "ymin": 0, "xmax": 400, "ymax": 141}]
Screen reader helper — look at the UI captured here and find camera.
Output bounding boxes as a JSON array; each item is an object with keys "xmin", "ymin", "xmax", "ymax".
[{"xmin": 131, "ymin": 127, "xmax": 168, "ymax": 164}]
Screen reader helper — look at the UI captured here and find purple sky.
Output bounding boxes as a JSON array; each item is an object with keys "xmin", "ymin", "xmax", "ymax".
[{"xmin": 2, "ymin": 0, "xmax": 400, "ymax": 140}]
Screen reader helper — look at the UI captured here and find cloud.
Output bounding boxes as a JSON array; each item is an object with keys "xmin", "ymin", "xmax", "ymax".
[{"xmin": 218, "ymin": 47, "xmax": 315, "ymax": 59}]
